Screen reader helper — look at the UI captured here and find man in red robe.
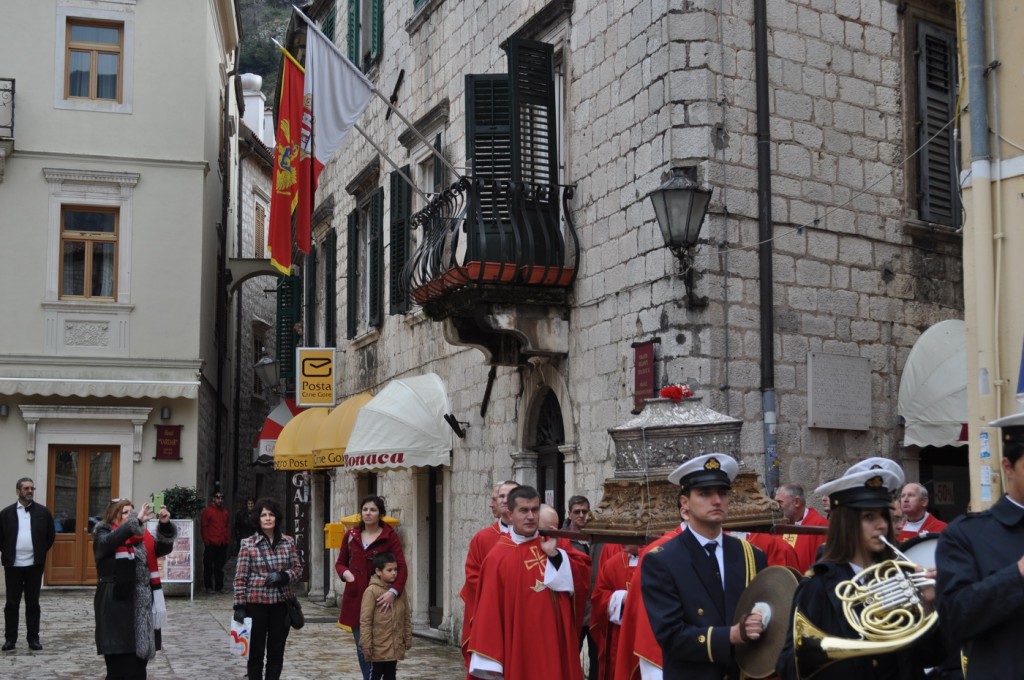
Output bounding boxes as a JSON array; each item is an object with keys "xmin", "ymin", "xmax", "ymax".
[
  {"xmin": 774, "ymin": 483, "xmax": 829, "ymax": 572},
  {"xmin": 898, "ymin": 482, "xmax": 948, "ymax": 541},
  {"xmin": 460, "ymin": 480, "xmax": 518, "ymax": 667},
  {"xmin": 468, "ymin": 486, "xmax": 590, "ymax": 680},
  {"xmin": 591, "ymin": 543, "xmax": 636, "ymax": 680}
]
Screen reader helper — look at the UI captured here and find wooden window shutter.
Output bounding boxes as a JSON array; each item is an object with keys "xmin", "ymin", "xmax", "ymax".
[
  {"xmin": 275, "ymin": 275, "xmax": 302, "ymax": 383},
  {"xmin": 389, "ymin": 167, "xmax": 412, "ymax": 315},
  {"xmin": 324, "ymin": 230, "xmax": 337, "ymax": 346},
  {"xmin": 368, "ymin": 189, "xmax": 384, "ymax": 327},
  {"xmin": 504, "ymin": 38, "xmax": 558, "ymax": 187},
  {"xmin": 305, "ymin": 245, "xmax": 318, "ymax": 343},
  {"xmin": 346, "ymin": 211, "xmax": 359, "ymax": 339},
  {"xmin": 916, "ymin": 22, "xmax": 959, "ymax": 227},
  {"xmin": 322, "ymin": 8, "xmax": 337, "ymax": 42},
  {"xmin": 465, "ymin": 74, "xmax": 512, "ymax": 262},
  {"xmin": 433, "ymin": 134, "xmax": 445, "ymax": 193},
  {"xmin": 347, "ymin": 0, "xmax": 360, "ymax": 65},
  {"xmin": 254, "ymin": 203, "xmax": 266, "ymax": 258},
  {"xmin": 371, "ymin": 0, "xmax": 383, "ymax": 63}
]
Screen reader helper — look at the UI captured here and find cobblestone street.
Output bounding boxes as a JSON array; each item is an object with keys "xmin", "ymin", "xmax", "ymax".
[{"xmin": 0, "ymin": 588, "xmax": 464, "ymax": 679}]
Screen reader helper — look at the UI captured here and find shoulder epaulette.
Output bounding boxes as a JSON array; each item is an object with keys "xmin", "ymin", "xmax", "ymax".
[{"xmin": 649, "ymin": 545, "xmax": 664, "ymax": 554}]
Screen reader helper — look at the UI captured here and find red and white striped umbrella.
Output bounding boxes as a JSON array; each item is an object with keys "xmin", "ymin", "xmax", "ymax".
[{"xmin": 254, "ymin": 399, "xmax": 305, "ymax": 465}]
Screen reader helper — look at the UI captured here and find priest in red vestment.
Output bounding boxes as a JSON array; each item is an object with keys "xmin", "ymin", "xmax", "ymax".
[
  {"xmin": 774, "ymin": 483, "xmax": 829, "ymax": 572},
  {"xmin": 460, "ymin": 481, "xmax": 519, "ymax": 667},
  {"xmin": 897, "ymin": 482, "xmax": 948, "ymax": 541},
  {"xmin": 468, "ymin": 486, "xmax": 589, "ymax": 680},
  {"xmin": 591, "ymin": 543, "xmax": 637, "ymax": 680}
]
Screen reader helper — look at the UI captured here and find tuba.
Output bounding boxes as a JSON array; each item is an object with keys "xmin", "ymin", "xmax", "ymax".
[{"xmin": 794, "ymin": 558, "xmax": 937, "ymax": 679}]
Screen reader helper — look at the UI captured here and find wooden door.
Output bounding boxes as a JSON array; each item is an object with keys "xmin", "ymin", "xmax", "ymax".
[{"xmin": 46, "ymin": 446, "xmax": 118, "ymax": 585}]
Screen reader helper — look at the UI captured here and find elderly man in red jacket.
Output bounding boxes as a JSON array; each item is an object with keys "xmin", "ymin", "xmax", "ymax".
[{"xmin": 200, "ymin": 491, "xmax": 230, "ymax": 593}]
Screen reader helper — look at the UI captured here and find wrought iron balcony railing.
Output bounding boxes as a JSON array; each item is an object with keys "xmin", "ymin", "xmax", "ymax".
[
  {"xmin": 403, "ymin": 176, "xmax": 578, "ymax": 307},
  {"xmin": 0, "ymin": 78, "xmax": 14, "ymax": 139}
]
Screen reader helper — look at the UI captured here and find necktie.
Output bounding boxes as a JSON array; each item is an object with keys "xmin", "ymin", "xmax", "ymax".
[{"xmin": 705, "ymin": 541, "xmax": 722, "ymax": 586}]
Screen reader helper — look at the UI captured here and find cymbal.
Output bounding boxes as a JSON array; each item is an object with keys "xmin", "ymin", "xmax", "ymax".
[{"xmin": 734, "ymin": 566, "xmax": 801, "ymax": 679}]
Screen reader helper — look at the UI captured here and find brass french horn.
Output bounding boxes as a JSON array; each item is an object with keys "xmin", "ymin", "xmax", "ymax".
[{"xmin": 794, "ymin": 552, "xmax": 937, "ymax": 680}]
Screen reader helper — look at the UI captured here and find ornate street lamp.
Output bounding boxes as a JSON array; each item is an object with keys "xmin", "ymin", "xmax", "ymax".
[
  {"xmin": 253, "ymin": 354, "xmax": 280, "ymax": 393},
  {"xmin": 648, "ymin": 167, "xmax": 712, "ymax": 308}
]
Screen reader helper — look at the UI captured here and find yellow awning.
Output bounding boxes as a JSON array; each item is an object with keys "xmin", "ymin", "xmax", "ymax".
[
  {"xmin": 273, "ymin": 407, "xmax": 330, "ymax": 470},
  {"xmin": 312, "ymin": 391, "xmax": 374, "ymax": 468}
]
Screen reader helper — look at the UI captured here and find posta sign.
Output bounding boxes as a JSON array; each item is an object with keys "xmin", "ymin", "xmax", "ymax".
[{"xmin": 296, "ymin": 347, "xmax": 336, "ymax": 407}]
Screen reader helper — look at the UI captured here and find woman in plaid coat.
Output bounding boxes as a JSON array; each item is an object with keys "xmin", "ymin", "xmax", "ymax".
[
  {"xmin": 233, "ymin": 498, "xmax": 302, "ymax": 680},
  {"xmin": 335, "ymin": 495, "xmax": 407, "ymax": 680}
]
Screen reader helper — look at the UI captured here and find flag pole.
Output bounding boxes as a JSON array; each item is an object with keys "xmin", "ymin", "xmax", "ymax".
[
  {"xmin": 369, "ymin": 89, "xmax": 462, "ymax": 180},
  {"xmin": 291, "ymin": 5, "xmax": 463, "ymax": 182},
  {"xmin": 353, "ymin": 124, "xmax": 431, "ymax": 204}
]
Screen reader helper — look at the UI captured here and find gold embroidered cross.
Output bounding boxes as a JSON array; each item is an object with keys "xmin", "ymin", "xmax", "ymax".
[{"xmin": 523, "ymin": 546, "xmax": 547, "ymax": 576}]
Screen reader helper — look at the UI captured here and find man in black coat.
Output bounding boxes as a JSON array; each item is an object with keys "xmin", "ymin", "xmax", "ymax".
[
  {"xmin": 937, "ymin": 413, "xmax": 1024, "ymax": 679},
  {"xmin": 641, "ymin": 454, "xmax": 768, "ymax": 680},
  {"xmin": 0, "ymin": 478, "xmax": 55, "ymax": 651}
]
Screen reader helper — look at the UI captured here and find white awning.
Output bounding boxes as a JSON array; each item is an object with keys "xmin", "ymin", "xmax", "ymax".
[
  {"xmin": 344, "ymin": 373, "xmax": 453, "ymax": 470},
  {"xmin": 0, "ymin": 376, "xmax": 200, "ymax": 399},
  {"xmin": 897, "ymin": 319, "xmax": 967, "ymax": 448}
]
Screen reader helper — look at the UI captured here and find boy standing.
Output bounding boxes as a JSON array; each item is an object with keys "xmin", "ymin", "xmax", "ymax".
[{"xmin": 360, "ymin": 552, "xmax": 412, "ymax": 680}]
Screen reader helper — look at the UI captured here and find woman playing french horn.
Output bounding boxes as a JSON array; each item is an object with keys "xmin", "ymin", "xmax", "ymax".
[{"xmin": 776, "ymin": 458, "xmax": 944, "ymax": 680}]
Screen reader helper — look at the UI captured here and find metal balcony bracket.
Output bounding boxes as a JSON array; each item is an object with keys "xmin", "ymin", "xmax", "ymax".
[{"xmin": 0, "ymin": 139, "xmax": 12, "ymax": 183}]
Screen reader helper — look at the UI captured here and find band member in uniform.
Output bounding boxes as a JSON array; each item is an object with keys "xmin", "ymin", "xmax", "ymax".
[
  {"xmin": 937, "ymin": 413, "xmax": 1024, "ymax": 678},
  {"xmin": 641, "ymin": 454, "xmax": 768, "ymax": 680},
  {"xmin": 777, "ymin": 458, "xmax": 941, "ymax": 680}
]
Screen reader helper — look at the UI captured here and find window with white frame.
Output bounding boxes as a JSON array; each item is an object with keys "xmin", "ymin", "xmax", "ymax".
[{"xmin": 60, "ymin": 206, "xmax": 118, "ymax": 300}]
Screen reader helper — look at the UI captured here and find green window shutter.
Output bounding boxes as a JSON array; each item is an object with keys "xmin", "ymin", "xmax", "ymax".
[
  {"xmin": 346, "ymin": 212, "xmax": 359, "ymax": 339},
  {"xmin": 917, "ymin": 22, "xmax": 959, "ymax": 227},
  {"xmin": 368, "ymin": 189, "xmax": 384, "ymax": 327},
  {"xmin": 275, "ymin": 275, "xmax": 302, "ymax": 384},
  {"xmin": 371, "ymin": 0, "xmax": 383, "ymax": 63},
  {"xmin": 465, "ymin": 74, "xmax": 512, "ymax": 262},
  {"xmin": 304, "ymin": 245, "xmax": 317, "ymax": 342},
  {"xmin": 322, "ymin": 8, "xmax": 337, "ymax": 42},
  {"xmin": 347, "ymin": 0, "xmax": 360, "ymax": 65},
  {"xmin": 324, "ymin": 230, "xmax": 337, "ymax": 346},
  {"xmin": 504, "ymin": 38, "xmax": 558, "ymax": 186},
  {"xmin": 389, "ymin": 167, "xmax": 412, "ymax": 315},
  {"xmin": 433, "ymin": 134, "xmax": 445, "ymax": 193}
]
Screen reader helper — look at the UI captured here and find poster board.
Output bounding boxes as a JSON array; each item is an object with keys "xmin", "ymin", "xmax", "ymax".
[{"xmin": 147, "ymin": 518, "xmax": 194, "ymax": 585}]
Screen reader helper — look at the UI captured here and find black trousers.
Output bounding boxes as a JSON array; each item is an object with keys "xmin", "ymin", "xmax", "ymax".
[
  {"xmin": 370, "ymin": 660, "xmax": 397, "ymax": 680},
  {"xmin": 247, "ymin": 602, "xmax": 290, "ymax": 680},
  {"xmin": 203, "ymin": 543, "xmax": 228, "ymax": 590},
  {"xmin": 4, "ymin": 564, "xmax": 44, "ymax": 643},
  {"xmin": 104, "ymin": 653, "xmax": 148, "ymax": 679},
  {"xmin": 579, "ymin": 625, "xmax": 598, "ymax": 680}
]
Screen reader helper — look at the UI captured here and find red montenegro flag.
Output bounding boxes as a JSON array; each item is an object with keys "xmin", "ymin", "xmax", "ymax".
[{"xmin": 268, "ymin": 50, "xmax": 305, "ymax": 274}]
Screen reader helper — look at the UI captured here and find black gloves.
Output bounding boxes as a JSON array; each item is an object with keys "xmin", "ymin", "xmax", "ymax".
[
  {"xmin": 233, "ymin": 605, "xmax": 247, "ymax": 623},
  {"xmin": 264, "ymin": 571, "xmax": 290, "ymax": 587}
]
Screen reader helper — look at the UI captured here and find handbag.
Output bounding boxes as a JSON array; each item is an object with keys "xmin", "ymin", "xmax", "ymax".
[
  {"xmin": 257, "ymin": 542, "xmax": 304, "ymax": 630},
  {"xmin": 229, "ymin": 617, "xmax": 251, "ymax": 658}
]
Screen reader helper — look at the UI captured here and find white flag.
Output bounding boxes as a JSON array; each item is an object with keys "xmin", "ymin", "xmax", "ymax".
[{"xmin": 299, "ymin": 9, "xmax": 374, "ymax": 167}]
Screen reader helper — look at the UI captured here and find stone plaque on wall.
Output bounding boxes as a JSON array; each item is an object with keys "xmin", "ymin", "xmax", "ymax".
[{"xmin": 807, "ymin": 352, "xmax": 871, "ymax": 430}]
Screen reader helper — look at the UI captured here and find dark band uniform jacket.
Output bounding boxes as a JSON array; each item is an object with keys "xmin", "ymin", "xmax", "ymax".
[
  {"xmin": 776, "ymin": 560, "xmax": 941, "ymax": 680},
  {"xmin": 641, "ymin": 530, "xmax": 767, "ymax": 680},
  {"xmin": 936, "ymin": 494, "xmax": 1024, "ymax": 679}
]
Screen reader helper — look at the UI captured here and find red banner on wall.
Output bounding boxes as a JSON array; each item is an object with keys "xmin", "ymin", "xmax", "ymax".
[
  {"xmin": 154, "ymin": 425, "xmax": 183, "ymax": 460},
  {"xmin": 632, "ymin": 339, "xmax": 660, "ymax": 413}
]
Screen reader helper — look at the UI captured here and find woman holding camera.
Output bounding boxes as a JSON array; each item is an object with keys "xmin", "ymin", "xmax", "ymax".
[{"xmin": 93, "ymin": 498, "xmax": 175, "ymax": 679}]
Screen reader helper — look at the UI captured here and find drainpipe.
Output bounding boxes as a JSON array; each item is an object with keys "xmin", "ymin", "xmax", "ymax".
[
  {"xmin": 965, "ymin": 0, "xmax": 999, "ymax": 508},
  {"xmin": 754, "ymin": 0, "xmax": 778, "ymax": 495}
]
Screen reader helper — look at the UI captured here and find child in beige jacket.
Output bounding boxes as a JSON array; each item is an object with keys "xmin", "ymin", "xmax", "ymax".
[{"xmin": 359, "ymin": 552, "xmax": 412, "ymax": 680}]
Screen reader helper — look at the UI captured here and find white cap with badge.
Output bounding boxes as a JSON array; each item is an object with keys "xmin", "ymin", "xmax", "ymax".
[{"xmin": 667, "ymin": 453, "xmax": 739, "ymax": 491}]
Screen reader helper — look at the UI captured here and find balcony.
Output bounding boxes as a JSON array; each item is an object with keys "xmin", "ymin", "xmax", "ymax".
[
  {"xmin": 0, "ymin": 78, "xmax": 13, "ymax": 183},
  {"xmin": 403, "ymin": 176, "xmax": 579, "ymax": 365}
]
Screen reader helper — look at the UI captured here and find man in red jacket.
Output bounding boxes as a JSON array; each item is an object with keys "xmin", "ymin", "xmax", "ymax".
[
  {"xmin": 898, "ymin": 482, "xmax": 948, "ymax": 541},
  {"xmin": 200, "ymin": 491, "xmax": 230, "ymax": 593},
  {"xmin": 774, "ymin": 483, "xmax": 829, "ymax": 572}
]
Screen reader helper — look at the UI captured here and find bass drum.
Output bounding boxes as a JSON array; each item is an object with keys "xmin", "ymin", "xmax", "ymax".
[{"xmin": 898, "ymin": 532, "xmax": 939, "ymax": 570}]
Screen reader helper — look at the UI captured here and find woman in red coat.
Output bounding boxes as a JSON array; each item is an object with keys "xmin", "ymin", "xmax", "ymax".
[{"xmin": 335, "ymin": 495, "xmax": 407, "ymax": 680}]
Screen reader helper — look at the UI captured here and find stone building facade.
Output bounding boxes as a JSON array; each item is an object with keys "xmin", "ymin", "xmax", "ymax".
[{"xmin": 296, "ymin": 0, "xmax": 963, "ymax": 640}]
